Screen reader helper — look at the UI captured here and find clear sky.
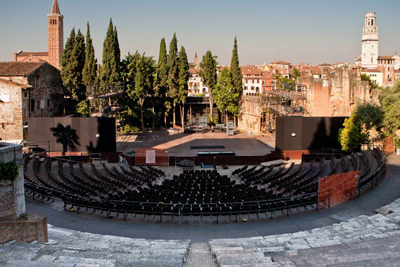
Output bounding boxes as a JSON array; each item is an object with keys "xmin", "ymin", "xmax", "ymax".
[{"xmin": 0, "ymin": 0, "xmax": 399, "ymax": 66}]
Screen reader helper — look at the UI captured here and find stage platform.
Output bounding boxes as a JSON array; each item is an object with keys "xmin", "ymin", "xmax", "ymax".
[{"xmin": 117, "ymin": 129, "xmax": 275, "ymax": 157}]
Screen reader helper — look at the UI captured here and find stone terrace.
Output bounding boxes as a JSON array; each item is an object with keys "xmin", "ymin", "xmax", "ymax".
[
  {"xmin": 0, "ymin": 225, "xmax": 190, "ymax": 267},
  {"xmin": 209, "ymin": 199, "xmax": 400, "ymax": 267}
]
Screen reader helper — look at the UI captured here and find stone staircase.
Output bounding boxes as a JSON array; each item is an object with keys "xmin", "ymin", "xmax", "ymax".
[
  {"xmin": 183, "ymin": 243, "xmax": 218, "ymax": 267},
  {"xmin": 0, "ymin": 225, "xmax": 190, "ymax": 267},
  {"xmin": 209, "ymin": 199, "xmax": 400, "ymax": 267}
]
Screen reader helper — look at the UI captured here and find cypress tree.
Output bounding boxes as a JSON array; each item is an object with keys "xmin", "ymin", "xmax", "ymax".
[
  {"xmin": 155, "ymin": 38, "xmax": 169, "ymax": 127},
  {"xmin": 199, "ymin": 51, "xmax": 217, "ymax": 123},
  {"xmin": 114, "ymin": 26, "xmax": 121, "ymax": 65},
  {"xmin": 167, "ymin": 33, "xmax": 179, "ymax": 127},
  {"xmin": 100, "ymin": 19, "xmax": 119, "ymax": 91},
  {"xmin": 74, "ymin": 29, "xmax": 86, "ymax": 102},
  {"xmin": 61, "ymin": 28, "xmax": 76, "ymax": 99},
  {"xmin": 83, "ymin": 22, "xmax": 97, "ymax": 89},
  {"xmin": 230, "ymin": 37, "xmax": 243, "ymax": 126},
  {"xmin": 178, "ymin": 46, "xmax": 189, "ymax": 129}
]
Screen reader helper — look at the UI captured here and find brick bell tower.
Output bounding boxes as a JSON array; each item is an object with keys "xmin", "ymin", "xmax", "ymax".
[{"xmin": 48, "ymin": 0, "xmax": 64, "ymax": 69}]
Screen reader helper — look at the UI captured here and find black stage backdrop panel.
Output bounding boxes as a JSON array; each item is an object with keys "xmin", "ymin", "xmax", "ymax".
[
  {"xmin": 27, "ymin": 117, "xmax": 116, "ymax": 152},
  {"xmin": 275, "ymin": 117, "xmax": 347, "ymax": 151}
]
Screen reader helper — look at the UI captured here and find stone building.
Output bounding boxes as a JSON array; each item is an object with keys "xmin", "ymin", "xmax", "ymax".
[
  {"xmin": 0, "ymin": 62, "xmax": 63, "ymax": 141},
  {"xmin": 14, "ymin": 0, "xmax": 64, "ymax": 69},
  {"xmin": 242, "ymin": 65, "xmax": 263, "ymax": 96}
]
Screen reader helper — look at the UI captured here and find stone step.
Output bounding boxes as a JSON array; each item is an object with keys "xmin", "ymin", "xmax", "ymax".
[
  {"xmin": 183, "ymin": 243, "xmax": 217, "ymax": 267},
  {"xmin": 326, "ymin": 256, "xmax": 400, "ymax": 267}
]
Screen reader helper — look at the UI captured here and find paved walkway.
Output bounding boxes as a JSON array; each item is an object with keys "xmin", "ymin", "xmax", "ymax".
[{"xmin": 25, "ymin": 156, "xmax": 400, "ymax": 243}]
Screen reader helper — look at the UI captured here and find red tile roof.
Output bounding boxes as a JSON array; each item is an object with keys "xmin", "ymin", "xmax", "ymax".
[
  {"xmin": 16, "ymin": 52, "xmax": 48, "ymax": 57},
  {"xmin": 241, "ymin": 66, "xmax": 262, "ymax": 75},
  {"xmin": 378, "ymin": 56, "xmax": 395, "ymax": 60},
  {"xmin": 0, "ymin": 62, "xmax": 45, "ymax": 76},
  {"xmin": 269, "ymin": 61, "xmax": 290, "ymax": 65},
  {"xmin": 362, "ymin": 69, "xmax": 382, "ymax": 73}
]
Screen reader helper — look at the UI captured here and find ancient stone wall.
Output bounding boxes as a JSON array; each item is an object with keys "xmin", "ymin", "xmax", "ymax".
[
  {"xmin": 0, "ymin": 84, "xmax": 24, "ymax": 140},
  {"xmin": 238, "ymin": 96, "xmax": 267, "ymax": 134},
  {"xmin": 301, "ymin": 67, "xmax": 371, "ymax": 117},
  {"xmin": 0, "ymin": 143, "xmax": 24, "ymax": 220}
]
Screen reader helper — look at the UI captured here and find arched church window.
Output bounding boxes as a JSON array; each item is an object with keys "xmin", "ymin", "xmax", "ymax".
[{"xmin": 371, "ymin": 19, "xmax": 374, "ymax": 26}]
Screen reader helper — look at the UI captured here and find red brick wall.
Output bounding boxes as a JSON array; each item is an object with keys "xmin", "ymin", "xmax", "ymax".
[
  {"xmin": 0, "ymin": 215, "xmax": 48, "ymax": 244},
  {"xmin": 0, "ymin": 183, "xmax": 18, "ymax": 221}
]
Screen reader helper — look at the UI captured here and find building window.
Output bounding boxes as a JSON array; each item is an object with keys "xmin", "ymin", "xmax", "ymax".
[
  {"xmin": 35, "ymin": 76, "xmax": 40, "ymax": 88},
  {"xmin": 24, "ymin": 92, "xmax": 28, "ymax": 98},
  {"xmin": 244, "ymin": 86, "xmax": 247, "ymax": 90},
  {"xmin": 31, "ymin": 99, "xmax": 35, "ymax": 112},
  {"xmin": 251, "ymin": 86, "xmax": 254, "ymax": 90},
  {"xmin": 37, "ymin": 100, "xmax": 40, "ymax": 110}
]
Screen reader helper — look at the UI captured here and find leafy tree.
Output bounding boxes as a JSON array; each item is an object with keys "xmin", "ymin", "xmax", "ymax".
[
  {"xmin": 100, "ymin": 19, "xmax": 120, "ymax": 89},
  {"xmin": 355, "ymin": 102, "xmax": 383, "ymax": 133},
  {"xmin": 154, "ymin": 38, "xmax": 169, "ymax": 127},
  {"xmin": 199, "ymin": 51, "xmax": 218, "ymax": 123},
  {"xmin": 293, "ymin": 68, "xmax": 301, "ymax": 80},
  {"xmin": 167, "ymin": 33, "xmax": 179, "ymax": 127},
  {"xmin": 50, "ymin": 123, "xmax": 80, "ymax": 154},
  {"xmin": 230, "ymin": 37, "xmax": 242, "ymax": 126},
  {"xmin": 178, "ymin": 46, "xmax": 189, "ymax": 129},
  {"xmin": 361, "ymin": 73, "xmax": 378, "ymax": 89},
  {"xmin": 119, "ymin": 52, "xmax": 140, "ymax": 130},
  {"xmin": 338, "ymin": 102, "xmax": 383, "ymax": 152},
  {"xmin": 133, "ymin": 54, "xmax": 155, "ymax": 132},
  {"xmin": 338, "ymin": 112, "xmax": 366, "ymax": 152},
  {"xmin": 380, "ymin": 80, "xmax": 400, "ymax": 134},
  {"xmin": 82, "ymin": 22, "xmax": 97, "ymax": 90},
  {"xmin": 214, "ymin": 68, "xmax": 237, "ymax": 123},
  {"xmin": 74, "ymin": 101, "xmax": 89, "ymax": 117}
]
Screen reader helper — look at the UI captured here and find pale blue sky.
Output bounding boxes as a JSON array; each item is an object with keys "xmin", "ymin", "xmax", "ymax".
[{"xmin": 0, "ymin": 0, "xmax": 399, "ymax": 65}]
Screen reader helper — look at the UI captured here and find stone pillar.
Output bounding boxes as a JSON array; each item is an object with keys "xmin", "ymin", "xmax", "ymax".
[{"xmin": 0, "ymin": 143, "xmax": 25, "ymax": 221}]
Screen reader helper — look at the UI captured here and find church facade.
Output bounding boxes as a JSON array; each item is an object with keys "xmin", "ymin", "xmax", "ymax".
[{"xmin": 13, "ymin": 0, "xmax": 64, "ymax": 70}]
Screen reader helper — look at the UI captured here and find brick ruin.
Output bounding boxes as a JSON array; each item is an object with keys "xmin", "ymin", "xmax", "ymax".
[
  {"xmin": 0, "ymin": 143, "xmax": 48, "ymax": 244},
  {"xmin": 238, "ymin": 67, "xmax": 374, "ymax": 134}
]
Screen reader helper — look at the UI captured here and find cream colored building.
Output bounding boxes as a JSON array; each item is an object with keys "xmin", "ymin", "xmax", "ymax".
[{"xmin": 361, "ymin": 69, "xmax": 383, "ymax": 87}]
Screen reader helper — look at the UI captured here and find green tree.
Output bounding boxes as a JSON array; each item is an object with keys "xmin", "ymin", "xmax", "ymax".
[
  {"xmin": 73, "ymin": 29, "xmax": 86, "ymax": 102},
  {"xmin": 230, "ymin": 37, "xmax": 243, "ymax": 126},
  {"xmin": 154, "ymin": 38, "xmax": 169, "ymax": 127},
  {"xmin": 100, "ymin": 19, "xmax": 120, "ymax": 89},
  {"xmin": 293, "ymin": 68, "xmax": 301, "ymax": 80},
  {"xmin": 214, "ymin": 68, "xmax": 237, "ymax": 123},
  {"xmin": 355, "ymin": 102, "xmax": 383, "ymax": 134},
  {"xmin": 178, "ymin": 46, "xmax": 189, "ymax": 129},
  {"xmin": 361, "ymin": 73, "xmax": 378, "ymax": 89},
  {"xmin": 199, "ymin": 51, "xmax": 218, "ymax": 123},
  {"xmin": 167, "ymin": 33, "xmax": 179, "ymax": 127},
  {"xmin": 380, "ymin": 80, "xmax": 400, "ymax": 134},
  {"xmin": 74, "ymin": 101, "xmax": 89, "ymax": 117},
  {"xmin": 60, "ymin": 28, "xmax": 76, "ymax": 105},
  {"xmin": 134, "ymin": 54, "xmax": 155, "ymax": 132},
  {"xmin": 119, "ymin": 52, "xmax": 140, "ymax": 130},
  {"xmin": 338, "ymin": 112, "xmax": 367, "ymax": 152},
  {"xmin": 82, "ymin": 22, "xmax": 97, "ymax": 90}
]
